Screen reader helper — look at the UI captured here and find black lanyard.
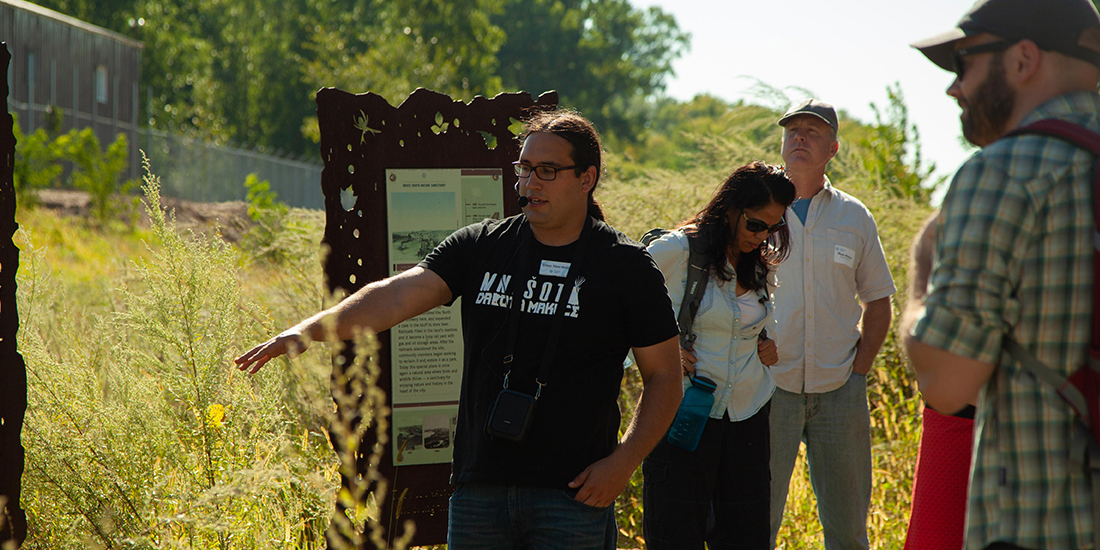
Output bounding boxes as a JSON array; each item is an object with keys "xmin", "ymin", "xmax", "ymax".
[{"xmin": 499, "ymin": 217, "xmax": 594, "ymax": 399}]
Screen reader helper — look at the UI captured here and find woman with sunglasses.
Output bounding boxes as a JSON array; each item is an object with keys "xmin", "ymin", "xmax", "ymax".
[{"xmin": 642, "ymin": 161, "xmax": 795, "ymax": 549}]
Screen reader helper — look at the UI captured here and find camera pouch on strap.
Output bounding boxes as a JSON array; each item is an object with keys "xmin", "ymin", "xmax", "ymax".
[{"xmin": 486, "ymin": 388, "xmax": 536, "ymax": 442}]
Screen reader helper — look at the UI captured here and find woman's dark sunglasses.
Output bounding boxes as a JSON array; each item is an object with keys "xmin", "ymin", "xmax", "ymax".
[{"xmin": 742, "ymin": 211, "xmax": 786, "ymax": 235}]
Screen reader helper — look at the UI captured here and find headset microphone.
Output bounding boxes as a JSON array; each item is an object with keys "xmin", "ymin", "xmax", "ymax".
[{"xmin": 515, "ymin": 182, "xmax": 529, "ymax": 207}]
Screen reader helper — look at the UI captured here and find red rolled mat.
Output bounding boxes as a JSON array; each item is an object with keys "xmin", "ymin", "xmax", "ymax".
[{"xmin": 904, "ymin": 406, "xmax": 975, "ymax": 550}]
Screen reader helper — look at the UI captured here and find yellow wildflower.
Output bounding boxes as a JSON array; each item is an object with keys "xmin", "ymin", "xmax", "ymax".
[{"xmin": 206, "ymin": 403, "xmax": 226, "ymax": 429}]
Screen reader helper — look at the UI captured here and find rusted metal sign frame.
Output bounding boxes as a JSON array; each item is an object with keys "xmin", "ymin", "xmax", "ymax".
[
  {"xmin": 316, "ymin": 87, "xmax": 557, "ymax": 547},
  {"xmin": 0, "ymin": 41, "xmax": 28, "ymax": 546}
]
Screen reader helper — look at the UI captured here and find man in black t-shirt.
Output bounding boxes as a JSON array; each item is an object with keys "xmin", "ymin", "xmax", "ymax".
[{"xmin": 235, "ymin": 110, "xmax": 682, "ymax": 550}]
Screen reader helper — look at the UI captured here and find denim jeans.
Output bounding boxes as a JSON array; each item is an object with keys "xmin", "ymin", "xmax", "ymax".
[
  {"xmin": 447, "ymin": 483, "xmax": 617, "ymax": 550},
  {"xmin": 643, "ymin": 403, "xmax": 771, "ymax": 550},
  {"xmin": 769, "ymin": 372, "xmax": 871, "ymax": 550}
]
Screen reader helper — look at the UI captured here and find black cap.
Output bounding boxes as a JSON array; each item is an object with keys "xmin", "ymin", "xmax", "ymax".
[
  {"xmin": 911, "ymin": 0, "xmax": 1100, "ymax": 71},
  {"xmin": 777, "ymin": 99, "xmax": 839, "ymax": 134}
]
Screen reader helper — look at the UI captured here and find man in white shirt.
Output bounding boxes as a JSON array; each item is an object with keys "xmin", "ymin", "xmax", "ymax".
[{"xmin": 767, "ymin": 99, "xmax": 896, "ymax": 550}]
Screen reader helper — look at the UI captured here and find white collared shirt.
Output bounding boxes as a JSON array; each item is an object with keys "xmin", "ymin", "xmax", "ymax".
[
  {"xmin": 648, "ymin": 228, "xmax": 776, "ymax": 420},
  {"xmin": 771, "ymin": 179, "xmax": 896, "ymax": 394}
]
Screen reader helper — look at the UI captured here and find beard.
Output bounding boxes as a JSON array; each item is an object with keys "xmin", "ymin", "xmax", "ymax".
[{"xmin": 960, "ymin": 53, "xmax": 1016, "ymax": 147}]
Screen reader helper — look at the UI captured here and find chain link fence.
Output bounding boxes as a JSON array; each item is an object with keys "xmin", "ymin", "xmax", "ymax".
[
  {"xmin": 139, "ymin": 129, "xmax": 323, "ymax": 210},
  {"xmin": 8, "ymin": 98, "xmax": 324, "ymax": 210}
]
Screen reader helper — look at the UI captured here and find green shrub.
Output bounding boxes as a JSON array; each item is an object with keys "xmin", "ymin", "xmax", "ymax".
[
  {"xmin": 10, "ymin": 112, "xmax": 137, "ymax": 221},
  {"xmin": 239, "ymin": 173, "xmax": 323, "ymax": 267},
  {"xmin": 55, "ymin": 127, "xmax": 136, "ymax": 222},
  {"xmin": 11, "ymin": 113, "xmax": 63, "ymax": 208},
  {"xmin": 244, "ymin": 173, "xmax": 285, "ymax": 221}
]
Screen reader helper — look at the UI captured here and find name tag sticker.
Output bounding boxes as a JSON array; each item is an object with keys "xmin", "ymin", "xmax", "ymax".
[
  {"xmin": 539, "ymin": 260, "xmax": 571, "ymax": 277},
  {"xmin": 833, "ymin": 244, "xmax": 855, "ymax": 268}
]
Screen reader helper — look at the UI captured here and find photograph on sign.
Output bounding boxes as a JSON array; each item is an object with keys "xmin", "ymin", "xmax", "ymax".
[
  {"xmin": 393, "ymin": 405, "xmax": 459, "ymax": 466},
  {"xmin": 387, "ymin": 187, "xmax": 456, "ymax": 273}
]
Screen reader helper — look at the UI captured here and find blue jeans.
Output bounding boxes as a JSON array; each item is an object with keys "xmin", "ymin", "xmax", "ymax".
[
  {"xmin": 769, "ymin": 372, "xmax": 871, "ymax": 550},
  {"xmin": 447, "ymin": 483, "xmax": 617, "ymax": 550}
]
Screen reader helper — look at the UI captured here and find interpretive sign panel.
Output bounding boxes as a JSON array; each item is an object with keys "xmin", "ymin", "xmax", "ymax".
[{"xmin": 385, "ymin": 168, "xmax": 503, "ymax": 465}]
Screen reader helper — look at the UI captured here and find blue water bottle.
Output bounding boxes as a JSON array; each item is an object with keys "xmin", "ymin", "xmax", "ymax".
[{"xmin": 666, "ymin": 375, "xmax": 717, "ymax": 451}]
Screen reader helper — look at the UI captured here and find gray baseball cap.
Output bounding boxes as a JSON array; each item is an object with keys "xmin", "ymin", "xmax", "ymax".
[
  {"xmin": 777, "ymin": 99, "xmax": 839, "ymax": 134},
  {"xmin": 911, "ymin": 0, "xmax": 1100, "ymax": 72}
]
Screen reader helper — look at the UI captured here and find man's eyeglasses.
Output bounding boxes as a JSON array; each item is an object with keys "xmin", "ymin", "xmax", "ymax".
[
  {"xmin": 513, "ymin": 162, "xmax": 577, "ymax": 181},
  {"xmin": 951, "ymin": 40, "xmax": 1016, "ymax": 79},
  {"xmin": 742, "ymin": 211, "xmax": 786, "ymax": 235}
]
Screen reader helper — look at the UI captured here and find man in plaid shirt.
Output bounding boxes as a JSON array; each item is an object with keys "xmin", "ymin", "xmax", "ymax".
[{"xmin": 904, "ymin": 0, "xmax": 1100, "ymax": 548}]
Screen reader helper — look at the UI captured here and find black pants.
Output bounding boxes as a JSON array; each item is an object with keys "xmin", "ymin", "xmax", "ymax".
[{"xmin": 642, "ymin": 401, "xmax": 771, "ymax": 550}]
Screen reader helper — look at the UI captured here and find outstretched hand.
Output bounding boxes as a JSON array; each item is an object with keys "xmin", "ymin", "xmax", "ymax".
[{"xmin": 234, "ymin": 329, "xmax": 309, "ymax": 374}]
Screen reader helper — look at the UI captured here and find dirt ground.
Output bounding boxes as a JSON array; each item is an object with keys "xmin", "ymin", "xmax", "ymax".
[{"xmin": 35, "ymin": 188, "xmax": 255, "ymax": 243}]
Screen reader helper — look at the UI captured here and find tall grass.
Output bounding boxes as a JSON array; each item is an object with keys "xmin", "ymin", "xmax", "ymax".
[{"xmin": 18, "ymin": 166, "xmax": 340, "ymax": 548}]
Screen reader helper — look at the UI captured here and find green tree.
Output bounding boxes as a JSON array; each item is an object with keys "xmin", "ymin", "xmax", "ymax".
[
  {"xmin": 129, "ymin": 0, "xmax": 316, "ymax": 155},
  {"xmin": 493, "ymin": 0, "xmax": 690, "ymax": 140},
  {"xmin": 300, "ymin": 0, "xmax": 506, "ymax": 141},
  {"xmin": 33, "ymin": 0, "xmax": 507, "ymax": 155},
  {"xmin": 29, "ymin": 0, "xmax": 137, "ymax": 34},
  {"xmin": 28, "ymin": 0, "xmax": 687, "ymax": 154}
]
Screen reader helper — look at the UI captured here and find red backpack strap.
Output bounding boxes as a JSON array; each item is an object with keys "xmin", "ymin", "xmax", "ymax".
[{"xmin": 1007, "ymin": 119, "xmax": 1100, "ymax": 154}]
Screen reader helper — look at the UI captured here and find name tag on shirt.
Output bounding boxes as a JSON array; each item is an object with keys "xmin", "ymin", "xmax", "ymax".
[
  {"xmin": 833, "ymin": 245, "xmax": 855, "ymax": 268},
  {"xmin": 540, "ymin": 260, "xmax": 571, "ymax": 277}
]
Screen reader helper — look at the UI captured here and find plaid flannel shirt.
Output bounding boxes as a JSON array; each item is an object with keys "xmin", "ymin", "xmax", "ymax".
[{"xmin": 912, "ymin": 91, "xmax": 1100, "ymax": 549}]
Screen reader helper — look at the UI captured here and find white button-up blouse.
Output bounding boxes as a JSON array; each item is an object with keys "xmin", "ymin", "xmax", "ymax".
[{"xmin": 647, "ymin": 228, "xmax": 776, "ymax": 421}]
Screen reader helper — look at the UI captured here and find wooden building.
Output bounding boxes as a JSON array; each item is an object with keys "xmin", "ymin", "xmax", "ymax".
[{"xmin": 2, "ymin": 0, "xmax": 142, "ymax": 177}]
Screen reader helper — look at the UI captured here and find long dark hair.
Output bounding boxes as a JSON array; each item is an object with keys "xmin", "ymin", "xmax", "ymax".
[
  {"xmin": 520, "ymin": 109, "xmax": 605, "ymax": 221},
  {"xmin": 679, "ymin": 162, "xmax": 795, "ymax": 291}
]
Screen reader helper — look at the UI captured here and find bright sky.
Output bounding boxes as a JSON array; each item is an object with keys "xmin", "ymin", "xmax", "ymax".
[{"xmin": 629, "ymin": 0, "xmax": 978, "ymax": 190}]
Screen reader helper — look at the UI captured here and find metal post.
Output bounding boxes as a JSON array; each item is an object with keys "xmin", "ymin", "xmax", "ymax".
[
  {"xmin": 71, "ymin": 65, "xmax": 78, "ymax": 129},
  {"xmin": 25, "ymin": 52, "xmax": 33, "ymax": 132},
  {"xmin": 131, "ymin": 81, "xmax": 139, "ymax": 179}
]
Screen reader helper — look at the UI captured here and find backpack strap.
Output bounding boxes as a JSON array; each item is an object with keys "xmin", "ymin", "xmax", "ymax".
[
  {"xmin": 1007, "ymin": 119, "xmax": 1100, "ymax": 155},
  {"xmin": 678, "ymin": 233, "xmax": 709, "ymax": 349},
  {"xmin": 1004, "ymin": 119, "xmax": 1100, "ymax": 546},
  {"xmin": 1003, "ymin": 337, "xmax": 1089, "ymax": 421}
]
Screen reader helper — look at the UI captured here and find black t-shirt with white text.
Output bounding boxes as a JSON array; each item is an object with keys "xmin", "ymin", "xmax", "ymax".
[{"xmin": 419, "ymin": 215, "xmax": 678, "ymax": 489}]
